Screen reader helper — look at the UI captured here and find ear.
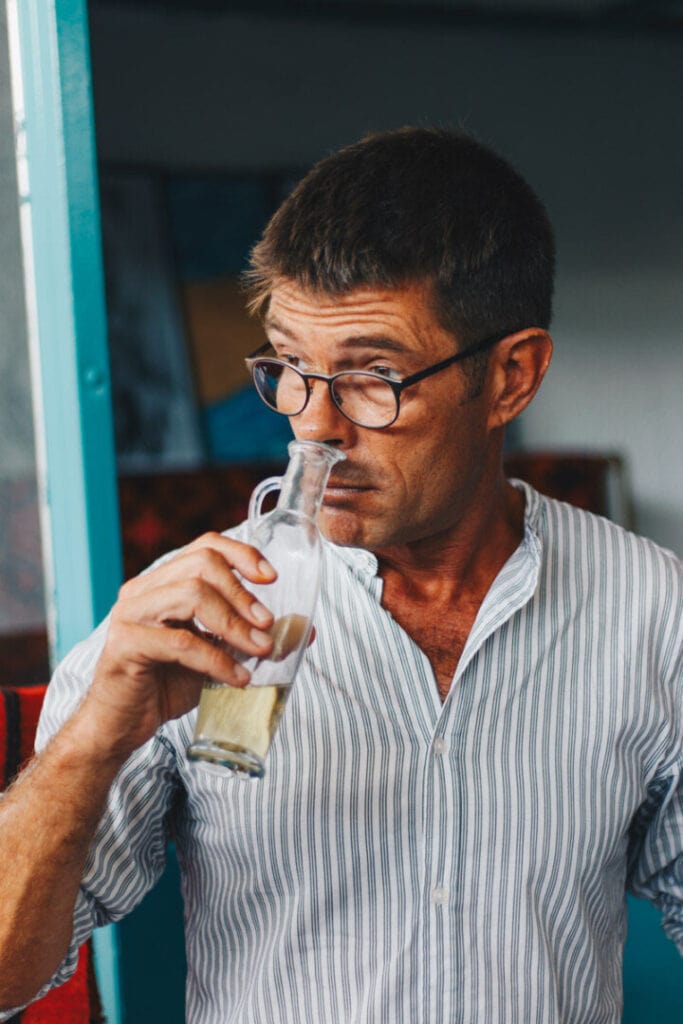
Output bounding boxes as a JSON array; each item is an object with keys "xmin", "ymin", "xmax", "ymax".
[{"xmin": 486, "ymin": 329, "xmax": 553, "ymax": 431}]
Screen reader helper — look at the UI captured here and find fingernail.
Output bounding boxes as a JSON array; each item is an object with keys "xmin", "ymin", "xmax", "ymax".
[
  {"xmin": 258, "ymin": 559, "xmax": 277, "ymax": 579},
  {"xmin": 251, "ymin": 601, "xmax": 271, "ymax": 624},
  {"xmin": 250, "ymin": 627, "xmax": 272, "ymax": 649},
  {"xmin": 234, "ymin": 665, "xmax": 250, "ymax": 685}
]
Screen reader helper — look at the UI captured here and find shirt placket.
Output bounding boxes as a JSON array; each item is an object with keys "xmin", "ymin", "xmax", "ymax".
[
  {"xmin": 419, "ymin": 523, "xmax": 542, "ymax": 1021},
  {"xmin": 421, "ymin": 704, "xmax": 459, "ymax": 1020}
]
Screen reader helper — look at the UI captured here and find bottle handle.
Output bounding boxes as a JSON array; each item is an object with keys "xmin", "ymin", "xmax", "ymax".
[{"xmin": 248, "ymin": 476, "xmax": 282, "ymax": 524}]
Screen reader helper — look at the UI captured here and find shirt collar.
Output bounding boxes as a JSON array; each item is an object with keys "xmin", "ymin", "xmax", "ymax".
[{"xmin": 324, "ymin": 478, "xmax": 544, "ymax": 586}]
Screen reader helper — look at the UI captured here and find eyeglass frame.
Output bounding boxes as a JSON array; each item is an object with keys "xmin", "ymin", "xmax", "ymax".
[{"xmin": 245, "ymin": 330, "xmax": 509, "ymax": 430}]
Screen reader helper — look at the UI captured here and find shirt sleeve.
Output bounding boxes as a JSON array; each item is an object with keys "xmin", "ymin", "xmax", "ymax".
[
  {"xmin": 5, "ymin": 615, "xmax": 183, "ymax": 1012},
  {"xmin": 626, "ymin": 760, "xmax": 683, "ymax": 953},
  {"xmin": 626, "ymin": 645, "xmax": 683, "ymax": 958}
]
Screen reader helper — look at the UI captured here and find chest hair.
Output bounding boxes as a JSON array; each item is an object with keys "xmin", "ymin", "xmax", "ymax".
[{"xmin": 384, "ymin": 594, "xmax": 480, "ymax": 702}]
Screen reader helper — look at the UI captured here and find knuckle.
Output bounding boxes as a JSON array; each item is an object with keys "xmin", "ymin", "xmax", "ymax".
[
  {"xmin": 189, "ymin": 530, "xmax": 224, "ymax": 552},
  {"xmin": 171, "ymin": 628, "xmax": 195, "ymax": 653},
  {"xmin": 214, "ymin": 535, "xmax": 260, "ymax": 563},
  {"xmin": 189, "ymin": 547, "xmax": 225, "ymax": 578},
  {"xmin": 118, "ymin": 578, "xmax": 135, "ymax": 602},
  {"xmin": 203, "ymin": 530, "xmax": 225, "ymax": 544},
  {"xmin": 184, "ymin": 577, "xmax": 206, "ymax": 603},
  {"xmin": 218, "ymin": 605, "xmax": 243, "ymax": 634},
  {"xmin": 104, "ymin": 619, "xmax": 122, "ymax": 648},
  {"xmin": 108, "ymin": 604, "xmax": 129, "ymax": 633},
  {"xmin": 207, "ymin": 643, "xmax": 231, "ymax": 677}
]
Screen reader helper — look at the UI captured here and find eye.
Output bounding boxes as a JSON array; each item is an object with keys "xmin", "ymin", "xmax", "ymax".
[
  {"xmin": 277, "ymin": 352, "xmax": 307, "ymax": 370},
  {"xmin": 369, "ymin": 364, "xmax": 400, "ymax": 380}
]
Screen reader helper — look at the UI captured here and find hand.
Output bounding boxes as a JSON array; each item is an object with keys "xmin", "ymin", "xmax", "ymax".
[{"xmin": 79, "ymin": 533, "xmax": 277, "ymax": 760}]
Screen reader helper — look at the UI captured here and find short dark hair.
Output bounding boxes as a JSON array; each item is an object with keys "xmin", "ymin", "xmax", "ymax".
[{"xmin": 245, "ymin": 126, "xmax": 555, "ymax": 351}]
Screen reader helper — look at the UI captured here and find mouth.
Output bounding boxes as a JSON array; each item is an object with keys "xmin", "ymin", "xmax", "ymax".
[{"xmin": 323, "ymin": 478, "xmax": 373, "ymax": 505}]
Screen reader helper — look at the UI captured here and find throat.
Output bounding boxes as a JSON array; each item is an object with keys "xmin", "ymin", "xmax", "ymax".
[
  {"xmin": 381, "ymin": 582, "xmax": 482, "ymax": 702},
  {"xmin": 376, "ymin": 479, "xmax": 526, "ymax": 701}
]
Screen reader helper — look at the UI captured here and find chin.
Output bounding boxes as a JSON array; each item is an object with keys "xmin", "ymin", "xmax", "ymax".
[{"xmin": 318, "ymin": 507, "xmax": 373, "ymax": 549}]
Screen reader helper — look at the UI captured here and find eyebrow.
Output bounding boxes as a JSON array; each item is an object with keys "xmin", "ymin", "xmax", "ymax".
[
  {"xmin": 264, "ymin": 318, "xmax": 411, "ymax": 355},
  {"xmin": 264, "ymin": 317, "xmax": 296, "ymax": 340}
]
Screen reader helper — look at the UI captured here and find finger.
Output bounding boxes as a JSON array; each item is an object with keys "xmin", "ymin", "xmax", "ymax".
[
  {"xmin": 149, "ymin": 528, "xmax": 278, "ymax": 593},
  {"xmin": 119, "ymin": 543, "xmax": 275, "ymax": 631},
  {"xmin": 120, "ymin": 535, "xmax": 273, "ymax": 591},
  {"xmin": 104, "ymin": 619, "xmax": 252, "ymax": 687},
  {"xmin": 115, "ymin": 579, "xmax": 275, "ymax": 658},
  {"xmin": 184, "ymin": 532, "xmax": 278, "ymax": 583}
]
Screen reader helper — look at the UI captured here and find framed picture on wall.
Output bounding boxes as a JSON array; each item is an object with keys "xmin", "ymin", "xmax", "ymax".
[
  {"xmin": 100, "ymin": 167, "xmax": 304, "ymax": 468},
  {"xmin": 99, "ymin": 171, "xmax": 206, "ymax": 470},
  {"xmin": 164, "ymin": 171, "xmax": 302, "ymax": 464}
]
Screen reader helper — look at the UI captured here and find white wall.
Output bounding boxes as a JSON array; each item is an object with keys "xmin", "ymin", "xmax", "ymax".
[
  {"xmin": 0, "ymin": 2, "xmax": 46, "ymax": 633},
  {"xmin": 89, "ymin": 4, "xmax": 683, "ymax": 554},
  {"xmin": 0, "ymin": 1, "xmax": 33, "ymax": 479}
]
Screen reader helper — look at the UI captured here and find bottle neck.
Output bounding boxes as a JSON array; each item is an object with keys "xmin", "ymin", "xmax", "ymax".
[{"xmin": 276, "ymin": 441, "xmax": 345, "ymax": 521}]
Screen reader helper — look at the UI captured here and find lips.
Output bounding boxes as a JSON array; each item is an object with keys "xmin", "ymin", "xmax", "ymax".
[
  {"xmin": 323, "ymin": 475, "xmax": 373, "ymax": 505},
  {"xmin": 325, "ymin": 478, "xmax": 372, "ymax": 492},
  {"xmin": 325, "ymin": 465, "xmax": 373, "ymax": 489}
]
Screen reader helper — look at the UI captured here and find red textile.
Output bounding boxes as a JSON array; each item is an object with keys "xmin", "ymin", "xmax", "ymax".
[
  {"xmin": 0, "ymin": 685, "xmax": 99, "ymax": 1023},
  {"xmin": 21, "ymin": 944, "xmax": 91, "ymax": 1024},
  {"xmin": 0, "ymin": 684, "xmax": 46, "ymax": 788}
]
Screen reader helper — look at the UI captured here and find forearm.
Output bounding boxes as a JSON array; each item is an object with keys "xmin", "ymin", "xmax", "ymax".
[
  {"xmin": 0, "ymin": 531, "xmax": 277, "ymax": 1010},
  {"xmin": 0, "ymin": 703, "xmax": 126, "ymax": 1009}
]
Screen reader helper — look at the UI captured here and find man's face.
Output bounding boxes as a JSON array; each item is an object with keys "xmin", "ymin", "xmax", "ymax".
[{"xmin": 264, "ymin": 279, "xmax": 498, "ymax": 552}]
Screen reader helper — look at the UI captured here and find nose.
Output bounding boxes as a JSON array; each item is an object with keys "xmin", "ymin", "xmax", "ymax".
[{"xmin": 292, "ymin": 378, "xmax": 351, "ymax": 448}]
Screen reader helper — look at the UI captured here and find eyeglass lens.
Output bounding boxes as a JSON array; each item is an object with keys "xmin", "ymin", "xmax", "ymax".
[{"xmin": 252, "ymin": 361, "xmax": 399, "ymax": 428}]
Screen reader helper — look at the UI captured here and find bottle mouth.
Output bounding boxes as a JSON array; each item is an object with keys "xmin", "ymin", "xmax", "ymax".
[{"xmin": 287, "ymin": 439, "xmax": 346, "ymax": 466}]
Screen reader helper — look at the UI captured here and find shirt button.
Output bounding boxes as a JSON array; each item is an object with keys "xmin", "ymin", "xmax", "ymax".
[
  {"xmin": 433, "ymin": 737, "xmax": 448, "ymax": 755},
  {"xmin": 432, "ymin": 886, "xmax": 450, "ymax": 905}
]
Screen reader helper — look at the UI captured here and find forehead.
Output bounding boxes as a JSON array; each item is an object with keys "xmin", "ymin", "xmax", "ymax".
[{"xmin": 264, "ymin": 279, "xmax": 451, "ymax": 352}]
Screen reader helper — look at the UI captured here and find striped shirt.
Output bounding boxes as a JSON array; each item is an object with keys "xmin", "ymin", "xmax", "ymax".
[{"xmin": 19, "ymin": 483, "xmax": 683, "ymax": 1022}]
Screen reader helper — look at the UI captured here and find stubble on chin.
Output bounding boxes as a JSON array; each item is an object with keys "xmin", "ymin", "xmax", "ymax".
[{"xmin": 318, "ymin": 507, "xmax": 373, "ymax": 550}]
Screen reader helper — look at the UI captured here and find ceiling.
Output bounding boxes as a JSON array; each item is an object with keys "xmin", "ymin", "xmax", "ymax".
[{"xmin": 89, "ymin": 0, "xmax": 683, "ymax": 31}]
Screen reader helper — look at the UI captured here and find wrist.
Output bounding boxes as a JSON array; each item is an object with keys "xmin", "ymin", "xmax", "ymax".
[{"xmin": 63, "ymin": 695, "xmax": 142, "ymax": 774}]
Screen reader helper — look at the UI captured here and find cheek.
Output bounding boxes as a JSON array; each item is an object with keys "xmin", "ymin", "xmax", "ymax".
[
  {"xmin": 402, "ymin": 418, "xmax": 479, "ymax": 495},
  {"xmin": 372, "ymin": 445, "xmax": 412, "ymax": 498},
  {"xmin": 367, "ymin": 400, "xmax": 483, "ymax": 499},
  {"xmin": 384, "ymin": 446, "xmax": 444, "ymax": 514}
]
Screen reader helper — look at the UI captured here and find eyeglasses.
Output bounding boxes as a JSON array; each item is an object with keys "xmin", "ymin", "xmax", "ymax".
[{"xmin": 245, "ymin": 331, "xmax": 506, "ymax": 430}]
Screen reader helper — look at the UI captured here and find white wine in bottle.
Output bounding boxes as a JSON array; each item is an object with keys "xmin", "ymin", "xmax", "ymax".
[{"xmin": 188, "ymin": 440, "xmax": 345, "ymax": 778}]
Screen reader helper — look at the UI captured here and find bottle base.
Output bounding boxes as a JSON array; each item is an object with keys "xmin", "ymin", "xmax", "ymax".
[{"xmin": 187, "ymin": 739, "xmax": 265, "ymax": 779}]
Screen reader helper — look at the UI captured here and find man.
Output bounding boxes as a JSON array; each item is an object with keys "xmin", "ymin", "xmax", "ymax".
[{"xmin": 1, "ymin": 127, "xmax": 681, "ymax": 1023}]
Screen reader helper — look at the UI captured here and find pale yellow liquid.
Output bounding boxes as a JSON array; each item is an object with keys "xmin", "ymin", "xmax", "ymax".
[
  {"xmin": 267, "ymin": 613, "xmax": 310, "ymax": 661},
  {"xmin": 189, "ymin": 613, "xmax": 309, "ymax": 775},
  {"xmin": 194, "ymin": 682, "xmax": 292, "ymax": 761}
]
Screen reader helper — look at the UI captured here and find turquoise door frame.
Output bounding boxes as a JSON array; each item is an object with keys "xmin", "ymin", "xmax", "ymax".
[{"xmin": 6, "ymin": 1, "xmax": 123, "ymax": 1021}]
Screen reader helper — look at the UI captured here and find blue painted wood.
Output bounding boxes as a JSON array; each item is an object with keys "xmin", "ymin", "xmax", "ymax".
[
  {"xmin": 623, "ymin": 896, "xmax": 683, "ymax": 1022},
  {"xmin": 118, "ymin": 846, "xmax": 186, "ymax": 1023},
  {"xmin": 8, "ymin": 2, "xmax": 123, "ymax": 1022},
  {"xmin": 12, "ymin": 0, "xmax": 122, "ymax": 646}
]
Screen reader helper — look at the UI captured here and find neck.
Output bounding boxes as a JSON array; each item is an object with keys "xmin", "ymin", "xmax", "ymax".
[{"xmin": 376, "ymin": 473, "xmax": 525, "ymax": 605}]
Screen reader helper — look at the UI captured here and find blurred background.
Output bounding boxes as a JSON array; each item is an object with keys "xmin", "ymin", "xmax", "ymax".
[{"xmin": 1, "ymin": 1, "xmax": 682, "ymax": 1021}]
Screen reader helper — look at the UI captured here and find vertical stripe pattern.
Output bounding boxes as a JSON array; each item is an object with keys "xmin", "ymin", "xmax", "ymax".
[{"xmin": 19, "ymin": 482, "xmax": 683, "ymax": 1024}]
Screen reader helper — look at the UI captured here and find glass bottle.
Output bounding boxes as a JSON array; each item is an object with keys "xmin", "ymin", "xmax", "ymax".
[{"xmin": 187, "ymin": 439, "xmax": 345, "ymax": 778}]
